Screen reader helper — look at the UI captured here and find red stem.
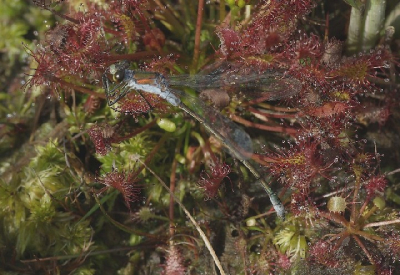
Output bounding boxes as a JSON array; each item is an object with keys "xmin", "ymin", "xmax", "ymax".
[
  {"xmin": 102, "ymin": 27, "xmax": 122, "ymax": 36},
  {"xmin": 104, "ymin": 52, "xmax": 161, "ymax": 65},
  {"xmin": 352, "ymin": 235, "xmax": 377, "ymax": 265},
  {"xmin": 248, "ymin": 103, "xmax": 300, "ymax": 113},
  {"xmin": 319, "ymin": 211, "xmax": 349, "ymax": 228},
  {"xmin": 350, "ymin": 174, "xmax": 361, "ymax": 224},
  {"xmin": 248, "ymin": 107, "xmax": 300, "ymax": 120},
  {"xmin": 251, "ymin": 154, "xmax": 278, "ymax": 165},
  {"xmin": 230, "ymin": 113, "xmax": 298, "ymax": 134},
  {"xmin": 364, "ymin": 219, "xmax": 400, "ymax": 228},
  {"xmin": 193, "ymin": 0, "xmax": 205, "ymax": 70}
]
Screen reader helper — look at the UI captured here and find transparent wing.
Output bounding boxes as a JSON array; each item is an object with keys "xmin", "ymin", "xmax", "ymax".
[
  {"xmin": 173, "ymin": 89, "xmax": 253, "ymax": 160},
  {"xmin": 167, "ymin": 70, "xmax": 302, "ymax": 101}
]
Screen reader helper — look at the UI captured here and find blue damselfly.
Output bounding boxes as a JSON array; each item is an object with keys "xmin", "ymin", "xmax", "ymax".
[{"xmin": 102, "ymin": 61, "xmax": 302, "ymax": 219}]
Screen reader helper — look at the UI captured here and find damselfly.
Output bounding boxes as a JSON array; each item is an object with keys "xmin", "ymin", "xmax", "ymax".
[{"xmin": 102, "ymin": 61, "xmax": 302, "ymax": 219}]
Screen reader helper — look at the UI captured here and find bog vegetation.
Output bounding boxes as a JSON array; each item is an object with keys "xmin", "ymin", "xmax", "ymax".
[{"xmin": 1, "ymin": 0, "xmax": 400, "ymax": 274}]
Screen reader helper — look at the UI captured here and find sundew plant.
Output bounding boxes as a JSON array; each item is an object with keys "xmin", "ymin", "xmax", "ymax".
[{"xmin": 1, "ymin": 0, "xmax": 400, "ymax": 274}]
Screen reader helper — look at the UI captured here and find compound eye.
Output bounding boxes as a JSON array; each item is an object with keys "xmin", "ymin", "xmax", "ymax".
[{"xmin": 113, "ymin": 69, "xmax": 125, "ymax": 83}]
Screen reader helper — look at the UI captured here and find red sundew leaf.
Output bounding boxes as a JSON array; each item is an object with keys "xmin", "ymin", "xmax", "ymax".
[
  {"xmin": 107, "ymin": 0, "xmax": 152, "ymax": 43},
  {"xmin": 143, "ymin": 56, "xmax": 178, "ymax": 75},
  {"xmin": 328, "ymin": 48, "xmax": 394, "ymax": 89},
  {"xmin": 331, "ymin": 60, "xmax": 369, "ymax": 82},
  {"xmin": 263, "ymin": 140, "xmax": 333, "ymax": 190},
  {"xmin": 142, "ymin": 28, "xmax": 166, "ymax": 51},
  {"xmin": 162, "ymin": 245, "xmax": 186, "ymax": 275},
  {"xmin": 355, "ymin": 103, "xmax": 391, "ymax": 126},
  {"xmin": 290, "ymin": 0, "xmax": 315, "ymax": 14},
  {"xmin": 384, "ymin": 232, "xmax": 400, "ymax": 262},
  {"xmin": 277, "ymin": 253, "xmax": 291, "ymax": 271},
  {"xmin": 24, "ymin": 10, "xmax": 109, "ymax": 93},
  {"xmin": 241, "ymin": 1, "xmax": 315, "ymax": 50},
  {"xmin": 215, "ymin": 2, "xmax": 314, "ymax": 58},
  {"xmin": 23, "ymin": 45, "xmax": 64, "ymax": 92},
  {"xmin": 99, "ymin": 170, "xmax": 141, "ymax": 209},
  {"xmin": 83, "ymin": 95, "xmax": 101, "ymax": 114},
  {"xmin": 111, "ymin": 92, "xmax": 169, "ymax": 115},
  {"xmin": 284, "ymin": 33, "xmax": 323, "ymax": 65},
  {"xmin": 290, "ymin": 191, "xmax": 318, "ymax": 217},
  {"xmin": 197, "ymin": 163, "xmax": 231, "ymax": 200},
  {"xmin": 216, "ymin": 27, "xmax": 241, "ymax": 57},
  {"xmin": 305, "ymin": 102, "xmax": 351, "ymax": 118},
  {"xmin": 44, "ymin": 12, "xmax": 108, "ymax": 75},
  {"xmin": 115, "ymin": 95, "xmax": 153, "ymax": 114},
  {"xmin": 112, "ymin": 0, "xmax": 149, "ymax": 12},
  {"xmin": 45, "ymin": 24, "xmax": 75, "ymax": 51},
  {"xmin": 263, "ymin": 31, "xmax": 283, "ymax": 49},
  {"xmin": 309, "ymin": 240, "xmax": 340, "ymax": 268},
  {"xmin": 112, "ymin": 13, "xmax": 139, "ymax": 46},
  {"xmin": 365, "ymin": 176, "xmax": 387, "ymax": 200},
  {"xmin": 88, "ymin": 123, "xmax": 119, "ymax": 155}
]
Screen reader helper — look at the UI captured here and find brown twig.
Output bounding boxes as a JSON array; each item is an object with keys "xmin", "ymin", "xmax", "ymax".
[{"xmin": 169, "ymin": 157, "xmax": 178, "ymax": 239}]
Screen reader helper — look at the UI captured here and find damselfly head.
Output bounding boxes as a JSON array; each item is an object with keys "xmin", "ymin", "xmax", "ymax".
[
  {"xmin": 102, "ymin": 61, "xmax": 166, "ymax": 114},
  {"xmin": 104, "ymin": 61, "xmax": 130, "ymax": 84},
  {"xmin": 111, "ymin": 68, "xmax": 125, "ymax": 83},
  {"xmin": 102, "ymin": 61, "xmax": 132, "ymax": 107}
]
